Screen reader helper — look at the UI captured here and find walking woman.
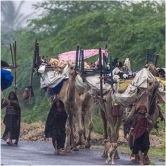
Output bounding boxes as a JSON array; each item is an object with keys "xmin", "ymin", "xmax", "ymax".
[
  {"xmin": 129, "ymin": 104, "xmax": 152, "ymax": 165},
  {"xmin": 1, "ymin": 91, "xmax": 21, "ymax": 145},
  {"xmin": 45, "ymin": 98, "xmax": 67, "ymax": 154}
]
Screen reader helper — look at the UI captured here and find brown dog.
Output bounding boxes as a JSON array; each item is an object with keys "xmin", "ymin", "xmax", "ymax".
[{"xmin": 103, "ymin": 140, "xmax": 118, "ymax": 165}]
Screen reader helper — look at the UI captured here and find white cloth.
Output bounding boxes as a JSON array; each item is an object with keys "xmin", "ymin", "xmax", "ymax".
[
  {"xmin": 130, "ymin": 68, "xmax": 154, "ymax": 88},
  {"xmin": 40, "ymin": 64, "xmax": 69, "ymax": 88}
]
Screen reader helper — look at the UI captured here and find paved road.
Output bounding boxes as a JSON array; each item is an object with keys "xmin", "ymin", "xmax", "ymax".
[{"xmin": 1, "ymin": 140, "xmax": 165, "ymax": 165}]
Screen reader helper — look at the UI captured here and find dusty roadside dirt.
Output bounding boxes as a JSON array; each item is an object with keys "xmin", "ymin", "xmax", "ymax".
[{"xmin": 1, "ymin": 121, "xmax": 164, "ymax": 149}]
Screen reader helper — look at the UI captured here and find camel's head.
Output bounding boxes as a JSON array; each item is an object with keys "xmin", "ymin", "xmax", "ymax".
[
  {"xmin": 147, "ymin": 78, "xmax": 159, "ymax": 107},
  {"xmin": 147, "ymin": 62, "xmax": 159, "ymax": 76},
  {"xmin": 147, "ymin": 78, "xmax": 159, "ymax": 92},
  {"xmin": 68, "ymin": 61, "xmax": 77, "ymax": 77}
]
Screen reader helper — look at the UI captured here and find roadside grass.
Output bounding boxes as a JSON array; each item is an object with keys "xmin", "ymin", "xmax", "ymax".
[
  {"xmin": 92, "ymin": 144, "xmax": 165, "ymax": 161},
  {"xmin": 1, "ymin": 129, "xmax": 4, "ymax": 135}
]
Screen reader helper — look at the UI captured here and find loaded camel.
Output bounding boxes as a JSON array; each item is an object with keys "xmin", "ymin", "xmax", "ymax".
[
  {"xmin": 98, "ymin": 74, "xmax": 164, "ymax": 161},
  {"xmin": 50, "ymin": 61, "xmax": 94, "ymax": 150},
  {"xmin": 57, "ymin": 61, "xmax": 84, "ymax": 152},
  {"xmin": 74, "ymin": 73, "xmax": 94, "ymax": 148},
  {"xmin": 98, "ymin": 87, "xmax": 124, "ymax": 159}
]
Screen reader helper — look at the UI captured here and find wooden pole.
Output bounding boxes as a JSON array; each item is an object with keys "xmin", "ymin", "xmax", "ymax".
[
  {"xmin": 78, "ymin": 47, "xmax": 81, "ymax": 69},
  {"xmin": 75, "ymin": 45, "xmax": 79, "ymax": 72},
  {"xmin": 99, "ymin": 48, "xmax": 103, "ymax": 98},
  {"xmin": 154, "ymin": 54, "xmax": 159, "ymax": 67},
  {"xmin": 36, "ymin": 41, "xmax": 40, "ymax": 75},
  {"xmin": 146, "ymin": 48, "xmax": 150, "ymax": 64},
  {"xmin": 10, "ymin": 43, "xmax": 14, "ymax": 66},
  {"xmin": 13, "ymin": 41, "xmax": 17, "ymax": 94},
  {"xmin": 103, "ymin": 53, "xmax": 106, "ymax": 84},
  {"xmin": 81, "ymin": 49, "xmax": 85, "ymax": 82},
  {"xmin": 29, "ymin": 39, "xmax": 37, "ymax": 103},
  {"xmin": 110, "ymin": 55, "xmax": 114, "ymax": 88}
]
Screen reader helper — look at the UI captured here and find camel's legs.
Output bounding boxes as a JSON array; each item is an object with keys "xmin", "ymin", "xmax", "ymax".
[
  {"xmin": 157, "ymin": 104, "xmax": 165, "ymax": 123},
  {"xmin": 99, "ymin": 107, "xmax": 108, "ymax": 139},
  {"xmin": 64, "ymin": 117, "xmax": 72, "ymax": 153},
  {"xmin": 85, "ymin": 100, "xmax": 94, "ymax": 148},
  {"xmin": 115, "ymin": 116, "xmax": 123, "ymax": 140},
  {"xmin": 76, "ymin": 115, "xmax": 85, "ymax": 148},
  {"xmin": 123, "ymin": 105, "xmax": 136, "ymax": 124},
  {"xmin": 75, "ymin": 106, "xmax": 84, "ymax": 149},
  {"xmin": 82, "ymin": 115, "xmax": 86, "ymax": 140},
  {"xmin": 70, "ymin": 115, "xmax": 78, "ymax": 151},
  {"xmin": 114, "ymin": 116, "xmax": 123, "ymax": 159}
]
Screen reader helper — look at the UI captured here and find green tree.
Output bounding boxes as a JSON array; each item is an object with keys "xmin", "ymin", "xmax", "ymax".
[{"xmin": 1, "ymin": 0, "xmax": 165, "ymax": 123}]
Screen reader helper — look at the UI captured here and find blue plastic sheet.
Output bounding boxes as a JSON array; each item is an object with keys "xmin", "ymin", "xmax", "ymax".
[{"xmin": 1, "ymin": 69, "xmax": 13, "ymax": 91}]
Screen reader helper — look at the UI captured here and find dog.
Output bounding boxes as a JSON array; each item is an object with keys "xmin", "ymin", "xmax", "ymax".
[{"xmin": 103, "ymin": 140, "xmax": 118, "ymax": 165}]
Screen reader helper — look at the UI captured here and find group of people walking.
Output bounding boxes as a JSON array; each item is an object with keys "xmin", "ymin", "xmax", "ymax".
[
  {"xmin": 1, "ymin": 91, "xmax": 67, "ymax": 155},
  {"xmin": 2, "ymin": 91, "xmax": 151, "ymax": 164}
]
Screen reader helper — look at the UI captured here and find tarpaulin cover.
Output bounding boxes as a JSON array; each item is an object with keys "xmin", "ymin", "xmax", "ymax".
[
  {"xmin": 58, "ymin": 49, "xmax": 107, "ymax": 61},
  {"xmin": 1, "ymin": 69, "xmax": 13, "ymax": 91}
]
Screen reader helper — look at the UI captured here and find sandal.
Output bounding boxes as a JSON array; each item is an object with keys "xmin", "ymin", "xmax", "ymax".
[
  {"xmin": 54, "ymin": 149, "xmax": 60, "ymax": 155},
  {"xmin": 139, "ymin": 161, "xmax": 144, "ymax": 165},
  {"xmin": 7, "ymin": 141, "xmax": 13, "ymax": 145},
  {"xmin": 130, "ymin": 156, "xmax": 135, "ymax": 161}
]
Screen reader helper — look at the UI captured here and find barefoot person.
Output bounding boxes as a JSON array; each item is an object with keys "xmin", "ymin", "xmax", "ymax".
[
  {"xmin": 45, "ymin": 98, "xmax": 67, "ymax": 154},
  {"xmin": 1, "ymin": 91, "xmax": 21, "ymax": 145},
  {"xmin": 129, "ymin": 104, "xmax": 152, "ymax": 165}
]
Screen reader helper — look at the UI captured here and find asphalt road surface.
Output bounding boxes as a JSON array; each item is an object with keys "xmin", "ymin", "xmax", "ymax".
[{"xmin": 1, "ymin": 140, "xmax": 165, "ymax": 165}]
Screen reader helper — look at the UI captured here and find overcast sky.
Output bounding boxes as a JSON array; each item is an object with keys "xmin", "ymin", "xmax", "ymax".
[
  {"xmin": 14, "ymin": 0, "xmax": 160, "ymax": 16},
  {"xmin": 12, "ymin": 0, "xmax": 44, "ymax": 26},
  {"xmin": 14, "ymin": 1, "xmax": 41, "ymax": 15},
  {"xmin": 9, "ymin": 0, "xmax": 163, "ymax": 26}
]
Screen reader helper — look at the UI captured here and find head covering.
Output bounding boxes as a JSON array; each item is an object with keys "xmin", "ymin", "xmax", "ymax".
[
  {"xmin": 112, "ymin": 58, "xmax": 123, "ymax": 68},
  {"xmin": 119, "ymin": 61, "xmax": 123, "ymax": 68},
  {"xmin": 52, "ymin": 97, "xmax": 64, "ymax": 108},
  {"xmin": 8, "ymin": 91, "xmax": 18, "ymax": 101},
  {"xmin": 137, "ymin": 104, "xmax": 147, "ymax": 112},
  {"xmin": 112, "ymin": 58, "xmax": 119, "ymax": 66}
]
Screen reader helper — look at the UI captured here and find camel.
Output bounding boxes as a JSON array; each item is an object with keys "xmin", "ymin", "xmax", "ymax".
[
  {"xmin": 123, "ymin": 78, "xmax": 161, "ymax": 125},
  {"xmin": 50, "ymin": 61, "xmax": 94, "ymax": 151},
  {"xmin": 57, "ymin": 61, "xmax": 84, "ymax": 152},
  {"xmin": 79, "ymin": 91, "xmax": 94, "ymax": 148},
  {"xmin": 98, "ymin": 87, "xmax": 125, "ymax": 160},
  {"xmin": 74, "ymin": 74, "xmax": 94, "ymax": 148},
  {"xmin": 98, "ymin": 88, "xmax": 124, "ymax": 143}
]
